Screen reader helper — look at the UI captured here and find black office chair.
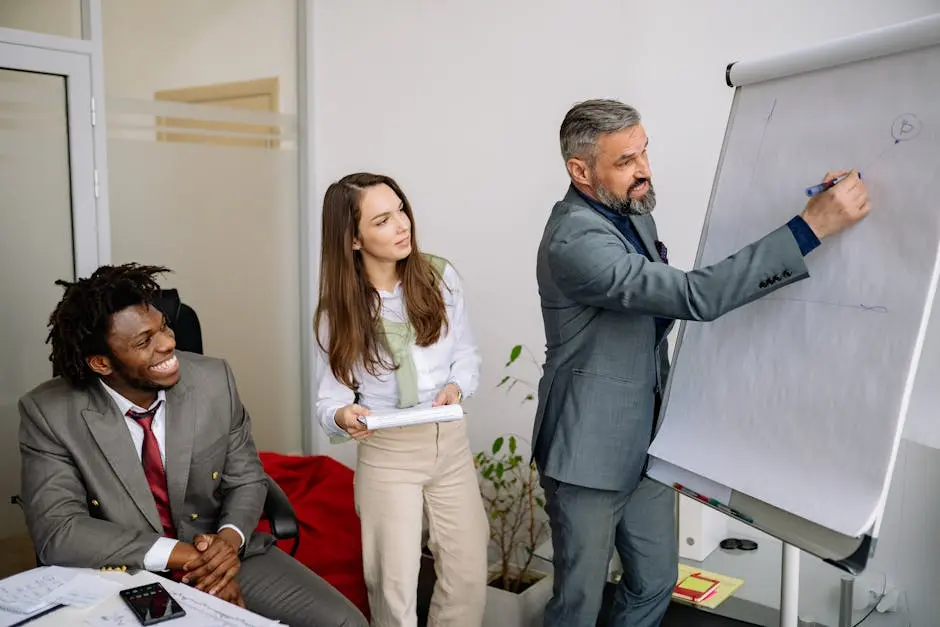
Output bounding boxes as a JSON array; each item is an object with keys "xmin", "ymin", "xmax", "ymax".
[
  {"xmin": 11, "ymin": 288, "xmax": 300, "ymax": 559},
  {"xmin": 153, "ymin": 288, "xmax": 300, "ymax": 557}
]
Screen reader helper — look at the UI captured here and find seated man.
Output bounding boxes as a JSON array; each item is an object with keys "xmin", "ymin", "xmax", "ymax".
[{"xmin": 18, "ymin": 263, "xmax": 367, "ymax": 627}]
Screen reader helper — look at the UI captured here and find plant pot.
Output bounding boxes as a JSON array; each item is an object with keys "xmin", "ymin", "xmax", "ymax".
[{"xmin": 482, "ymin": 567, "xmax": 553, "ymax": 627}]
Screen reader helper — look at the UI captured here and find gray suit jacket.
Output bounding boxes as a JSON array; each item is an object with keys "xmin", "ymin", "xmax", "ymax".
[
  {"xmin": 533, "ymin": 186, "xmax": 810, "ymax": 493},
  {"xmin": 18, "ymin": 351, "xmax": 273, "ymax": 569}
]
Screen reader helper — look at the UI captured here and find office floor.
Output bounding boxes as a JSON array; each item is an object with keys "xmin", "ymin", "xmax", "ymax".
[{"xmin": 415, "ymin": 558, "xmax": 757, "ymax": 627}]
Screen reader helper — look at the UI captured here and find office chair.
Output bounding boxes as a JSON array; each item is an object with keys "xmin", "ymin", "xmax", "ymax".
[
  {"xmin": 153, "ymin": 288, "xmax": 300, "ymax": 557},
  {"xmin": 11, "ymin": 288, "xmax": 300, "ymax": 560}
]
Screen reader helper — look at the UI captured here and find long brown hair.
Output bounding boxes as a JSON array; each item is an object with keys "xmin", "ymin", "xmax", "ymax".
[{"xmin": 314, "ymin": 172, "xmax": 447, "ymax": 389}]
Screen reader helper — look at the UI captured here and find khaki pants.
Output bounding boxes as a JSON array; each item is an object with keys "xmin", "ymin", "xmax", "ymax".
[{"xmin": 355, "ymin": 419, "xmax": 488, "ymax": 627}]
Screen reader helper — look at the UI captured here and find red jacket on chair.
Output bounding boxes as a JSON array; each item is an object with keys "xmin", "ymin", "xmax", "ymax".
[{"xmin": 256, "ymin": 453, "xmax": 369, "ymax": 618}]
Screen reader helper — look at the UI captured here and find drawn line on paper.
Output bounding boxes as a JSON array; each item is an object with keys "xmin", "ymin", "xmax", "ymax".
[
  {"xmin": 741, "ymin": 98, "xmax": 778, "ymax": 197},
  {"xmin": 856, "ymin": 113, "xmax": 921, "ymax": 174},
  {"xmin": 753, "ymin": 98, "xmax": 777, "ymax": 167},
  {"xmin": 890, "ymin": 113, "xmax": 921, "ymax": 143},
  {"xmin": 764, "ymin": 297, "xmax": 889, "ymax": 314}
]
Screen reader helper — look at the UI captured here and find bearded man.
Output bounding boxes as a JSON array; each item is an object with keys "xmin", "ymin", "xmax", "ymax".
[{"xmin": 533, "ymin": 99, "xmax": 870, "ymax": 627}]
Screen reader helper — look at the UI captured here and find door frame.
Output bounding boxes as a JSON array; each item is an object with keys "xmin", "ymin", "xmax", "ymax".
[
  {"xmin": 0, "ymin": 41, "xmax": 99, "ymax": 277},
  {"xmin": 0, "ymin": 5, "xmax": 110, "ymax": 275}
]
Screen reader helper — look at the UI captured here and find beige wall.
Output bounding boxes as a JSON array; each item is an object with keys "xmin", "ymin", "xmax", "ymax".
[
  {"xmin": 101, "ymin": 0, "xmax": 301, "ymax": 454},
  {"xmin": 0, "ymin": 0, "xmax": 82, "ymax": 38}
]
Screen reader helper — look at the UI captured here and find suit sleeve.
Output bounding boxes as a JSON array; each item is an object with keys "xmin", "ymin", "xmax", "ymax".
[
  {"xmin": 18, "ymin": 395, "xmax": 163, "ymax": 568},
  {"xmin": 547, "ymin": 213, "xmax": 810, "ymax": 321},
  {"xmin": 217, "ymin": 360, "xmax": 267, "ymax": 542}
]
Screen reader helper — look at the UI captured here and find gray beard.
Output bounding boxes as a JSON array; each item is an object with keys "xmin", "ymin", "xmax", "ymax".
[{"xmin": 595, "ymin": 180, "xmax": 657, "ymax": 216}]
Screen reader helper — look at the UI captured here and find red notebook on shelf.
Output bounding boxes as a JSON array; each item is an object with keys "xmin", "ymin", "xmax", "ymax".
[{"xmin": 673, "ymin": 572, "xmax": 720, "ymax": 603}]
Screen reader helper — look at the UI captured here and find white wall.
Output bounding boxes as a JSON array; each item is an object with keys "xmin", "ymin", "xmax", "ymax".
[{"xmin": 312, "ymin": 0, "xmax": 940, "ymax": 623}]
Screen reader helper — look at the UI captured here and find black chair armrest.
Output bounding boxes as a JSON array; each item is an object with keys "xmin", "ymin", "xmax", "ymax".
[{"xmin": 262, "ymin": 475, "xmax": 300, "ymax": 557}]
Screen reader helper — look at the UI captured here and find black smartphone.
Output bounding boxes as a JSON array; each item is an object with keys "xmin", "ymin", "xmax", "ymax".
[{"xmin": 119, "ymin": 582, "xmax": 187, "ymax": 625}]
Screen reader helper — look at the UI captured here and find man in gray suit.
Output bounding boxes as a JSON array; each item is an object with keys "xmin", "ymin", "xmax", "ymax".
[
  {"xmin": 18, "ymin": 263, "xmax": 367, "ymax": 627},
  {"xmin": 533, "ymin": 99, "xmax": 870, "ymax": 626}
]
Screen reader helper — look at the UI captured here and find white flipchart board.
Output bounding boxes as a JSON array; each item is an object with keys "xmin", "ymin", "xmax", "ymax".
[{"xmin": 647, "ymin": 14, "xmax": 940, "ymax": 573}]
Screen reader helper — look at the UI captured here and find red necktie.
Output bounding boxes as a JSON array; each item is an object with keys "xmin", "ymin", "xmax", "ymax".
[{"xmin": 126, "ymin": 401, "xmax": 177, "ymax": 539}]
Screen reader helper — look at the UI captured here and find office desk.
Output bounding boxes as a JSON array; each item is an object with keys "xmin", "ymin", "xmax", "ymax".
[{"xmin": 7, "ymin": 568, "xmax": 275, "ymax": 626}]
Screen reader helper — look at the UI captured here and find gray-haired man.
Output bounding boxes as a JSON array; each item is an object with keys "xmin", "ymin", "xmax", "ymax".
[{"xmin": 533, "ymin": 99, "xmax": 870, "ymax": 626}]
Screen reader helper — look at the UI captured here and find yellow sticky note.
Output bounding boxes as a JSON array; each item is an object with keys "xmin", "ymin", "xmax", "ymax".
[{"xmin": 679, "ymin": 575, "xmax": 715, "ymax": 593}]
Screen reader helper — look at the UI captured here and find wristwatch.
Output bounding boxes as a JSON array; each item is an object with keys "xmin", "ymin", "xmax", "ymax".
[{"xmin": 450, "ymin": 382, "xmax": 463, "ymax": 402}]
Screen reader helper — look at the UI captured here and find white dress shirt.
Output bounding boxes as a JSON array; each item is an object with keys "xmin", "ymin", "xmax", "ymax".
[
  {"xmin": 100, "ymin": 382, "xmax": 245, "ymax": 571},
  {"xmin": 315, "ymin": 262, "xmax": 482, "ymax": 436}
]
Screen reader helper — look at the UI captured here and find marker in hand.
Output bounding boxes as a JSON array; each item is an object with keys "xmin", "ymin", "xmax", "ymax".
[{"xmin": 805, "ymin": 171, "xmax": 860, "ymax": 197}]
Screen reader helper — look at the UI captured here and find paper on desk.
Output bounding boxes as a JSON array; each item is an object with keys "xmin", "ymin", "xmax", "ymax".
[
  {"xmin": 0, "ymin": 566, "xmax": 76, "ymax": 614},
  {"xmin": 0, "ymin": 606, "xmax": 51, "ymax": 627},
  {"xmin": 85, "ymin": 577, "xmax": 280, "ymax": 627},
  {"xmin": 50, "ymin": 573, "xmax": 122, "ymax": 608}
]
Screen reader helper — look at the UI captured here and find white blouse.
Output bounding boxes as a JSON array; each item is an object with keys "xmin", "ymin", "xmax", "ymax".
[{"xmin": 315, "ymin": 262, "xmax": 481, "ymax": 438}]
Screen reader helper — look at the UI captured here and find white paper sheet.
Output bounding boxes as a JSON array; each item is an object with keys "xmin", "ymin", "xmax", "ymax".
[
  {"xmin": 903, "ymin": 294, "xmax": 940, "ymax": 449},
  {"xmin": 361, "ymin": 404, "xmax": 464, "ymax": 430},
  {"xmin": 50, "ymin": 574, "xmax": 122, "ymax": 608},
  {"xmin": 0, "ymin": 566, "xmax": 75, "ymax": 614},
  {"xmin": 84, "ymin": 576, "xmax": 280, "ymax": 627},
  {"xmin": 649, "ymin": 41, "xmax": 940, "ymax": 537},
  {"xmin": 0, "ymin": 606, "xmax": 54, "ymax": 627}
]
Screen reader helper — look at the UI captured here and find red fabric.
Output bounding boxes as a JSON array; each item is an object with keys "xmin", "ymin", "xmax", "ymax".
[
  {"xmin": 256, "ymin": 453, "xmax": 369, "ymax": 619},
  {"xmin": 126, "ymin": 403, "xmax": 176, "ymax": 539}
]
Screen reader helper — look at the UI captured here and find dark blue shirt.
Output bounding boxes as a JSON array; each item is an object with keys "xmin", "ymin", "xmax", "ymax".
[{"xmin": 573, "ymin": 187, "xmax": 821, "ymax": 334}]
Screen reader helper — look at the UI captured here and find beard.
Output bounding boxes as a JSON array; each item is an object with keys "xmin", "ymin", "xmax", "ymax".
[{"xmin": 594, "ymin": 178, "xmax": 657, "ymax": 216}]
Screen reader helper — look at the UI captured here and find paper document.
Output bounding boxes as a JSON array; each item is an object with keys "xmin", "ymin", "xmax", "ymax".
[
  {"xmin": 0, "ymin": 566, "xmax": 76, "ymax": 614},
  {"xmin": 50, "ymin": 573, "xmax": 122, "ymax": 608},
  {"xmin": 85, "ymin": 576, "xmax": 280, "ymax": 627},
  {"xmin": 649, "ymin": 44, "xmax": 940, "ymax": 537},
  {"xmin": 361, "ymin": 404, "xmax": 464, "ymax": 430}
]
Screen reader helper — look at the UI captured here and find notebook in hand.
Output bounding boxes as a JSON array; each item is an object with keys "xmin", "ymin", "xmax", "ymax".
[
  {"xmin": 360, "ymin": 404, "xmax": 464, "ymax": 430},
  {"xmin": 673, "ymin": 572, "xmax": 720, "ymax": 603}
]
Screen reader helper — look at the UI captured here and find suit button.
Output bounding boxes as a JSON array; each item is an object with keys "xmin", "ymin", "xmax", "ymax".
[
  {"xmin": 759, "ymin": 280, "xmax": 767, "ymax": 288},
  {"xmin": 91, "ymin": 499, "xmax": 99, "ymax": 507},
  {"xmin": 191, "ymin": 513, "xmax": 199, "ymax": 521},
  {"xmin": 783, "ymin": 270, "xmax": 792, "ymax": 278},
  {"xmin": 212, "ymin": 471, "xmax": 219, "ymax": 480}
]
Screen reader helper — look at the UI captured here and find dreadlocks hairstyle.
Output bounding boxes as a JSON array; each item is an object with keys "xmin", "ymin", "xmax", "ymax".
[{"xmin": 47, "ymin": 263, "xmax": 171, "ymax": 388}]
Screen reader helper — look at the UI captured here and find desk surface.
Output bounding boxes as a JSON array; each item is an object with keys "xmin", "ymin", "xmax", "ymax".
[{"xmin": 7, "ymin": 568, "xmax": 276, "ymax": 626}]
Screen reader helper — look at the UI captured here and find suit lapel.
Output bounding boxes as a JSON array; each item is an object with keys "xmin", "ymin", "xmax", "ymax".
[
  {"xmin": 164, "ymin": 377, "xmax": 196, "ymax": 522},
  {"xmin": 629, "ymin": 215, "xmax": 659, "ymax": 262},
  {"xmin": 82, "ymin": 391, "xmax": 162, "ymax": 533}
]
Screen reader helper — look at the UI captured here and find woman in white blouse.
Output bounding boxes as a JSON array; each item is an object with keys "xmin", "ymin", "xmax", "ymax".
[{"xmin": 314, "ymin": 172, "xmax": 488, "ymax": 627}]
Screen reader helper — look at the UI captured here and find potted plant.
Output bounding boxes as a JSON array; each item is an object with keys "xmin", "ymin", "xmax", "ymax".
[{"xmin": 475, "ymin": 345, "xmax": 552, "ymax": 627}]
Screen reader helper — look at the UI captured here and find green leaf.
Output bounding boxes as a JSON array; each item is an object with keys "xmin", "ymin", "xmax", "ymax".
[
  {"xmin": 509, "ymin": 436, "xmax": 517, "ymax": 454},
  {"xmin": 496, "ymin": 462, "xmax": 505, "ymax": 479},
  {"xmin": 492, "ymin": 437, "xmax": 504, "ymax": 455},
  {"xmin": 497, "ymin": 375, "xmax": 510, "ymax": 387},
  {"xmin": 523, "ymin": 394, "xmax": 535, "ymax": 403},
  {"xmin": 535, "ymin": 497, "xmax": 545, "ymax": 508},
  {"xmin": 506, "ymin": 344, "xmax": 523, "ymax": 366}
]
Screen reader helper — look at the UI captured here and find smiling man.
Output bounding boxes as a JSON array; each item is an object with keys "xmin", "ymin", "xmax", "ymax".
[
  {"xmin": 18, "ymin": 263, "xmax": 366, "ymax": 627},
  {"xmin": 533, "ymin": 99, "xmax": 871, "ymax": 626}
]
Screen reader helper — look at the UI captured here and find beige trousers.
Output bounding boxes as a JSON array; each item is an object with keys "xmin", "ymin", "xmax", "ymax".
[{"xmin": 355, "ymin": 419, "xmax": 489, "ymax": 627}]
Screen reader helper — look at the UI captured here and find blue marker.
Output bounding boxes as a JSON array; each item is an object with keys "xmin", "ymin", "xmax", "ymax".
[{"xmin": 805, "ymin": 172, "xmax": 860, "ymax": 197}]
